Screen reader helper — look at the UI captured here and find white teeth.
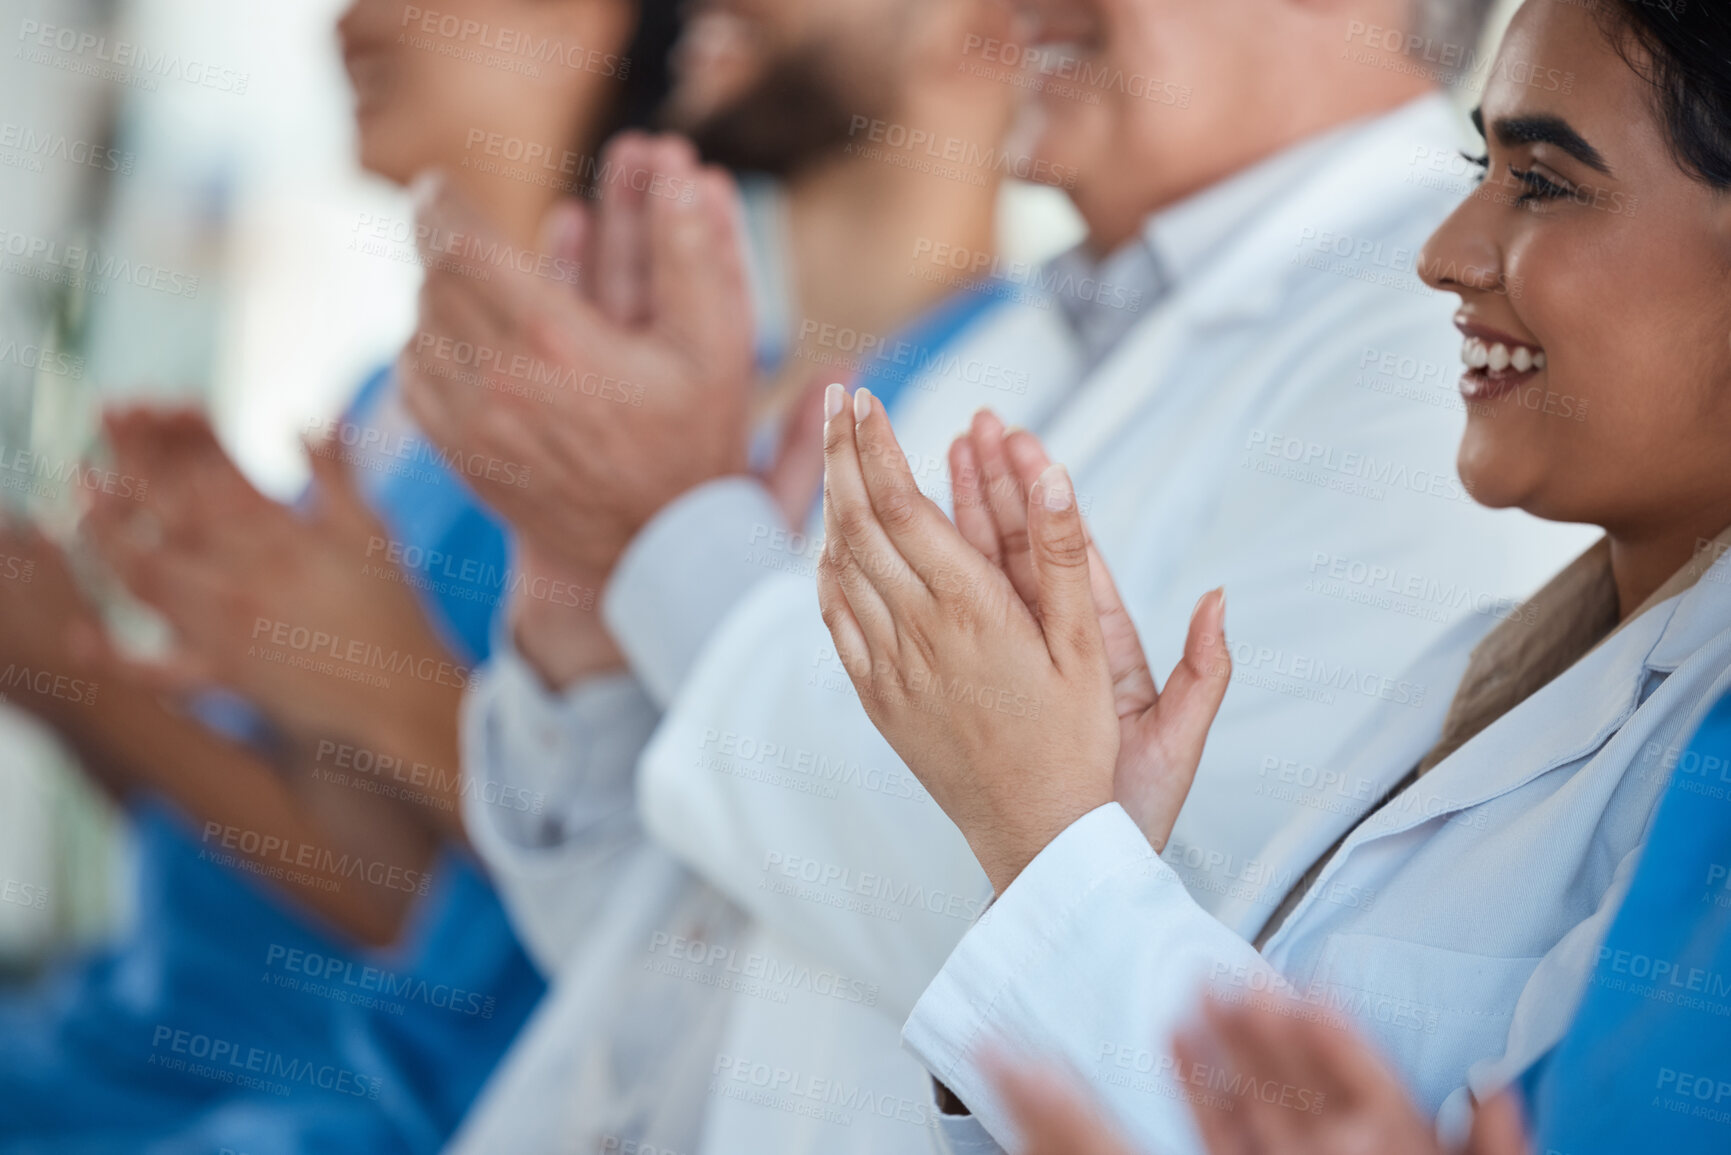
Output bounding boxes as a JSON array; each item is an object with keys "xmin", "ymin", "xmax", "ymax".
[{"xmin": 1459, "ymin": 335, "xmax": 1544, "ymax": 373}]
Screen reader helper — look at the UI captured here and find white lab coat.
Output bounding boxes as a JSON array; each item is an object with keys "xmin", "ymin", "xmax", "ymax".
[
  {"xmin": 904, "ymin": 549, "xmax": 1731, "ymax": 1153},
  {"xmin": 449, "ymin": 95, "xmax": 1595, "ymax": 1154},
  {"xmin": 629, "ymin": 95, "xmax": 1595, "ymax": 1153}
]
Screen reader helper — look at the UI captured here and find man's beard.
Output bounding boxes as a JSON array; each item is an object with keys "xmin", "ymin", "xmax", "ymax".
[{"xmin": 674, "ymin": 53, "xmax": 880, "ymax": 179}]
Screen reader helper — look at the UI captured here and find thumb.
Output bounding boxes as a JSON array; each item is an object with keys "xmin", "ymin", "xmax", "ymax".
[
  {"xmin": 536, "ymin": 198, "xmax": 589, "ymax": 297},
  {"xmin": 302, "ymin": 435, "xmax": 378, "ymax": 539},
  {"xmin": 1463, "ymin": 1091, "xmax": 1531, "ymax": 1155},
  {"xmin": 1026, "ymin": 464, "xmax": 1101, "ymax": 671},
  {"xmin": 1154, "ymin": 588, "xmax": 1231, "ymax": 768},
  {"xmin": 762, "ymin": 377, "xmax": 830, "ymax": 530}
]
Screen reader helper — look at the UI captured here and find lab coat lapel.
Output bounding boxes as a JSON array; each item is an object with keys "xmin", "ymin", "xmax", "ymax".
[
  {"xmin": 1040, "ymin": 95, "xmax": 1459, "ymax": 476},
  {"xmin": 1210, "ymin": 616, "xmax": 1487, "ymax": 941}
]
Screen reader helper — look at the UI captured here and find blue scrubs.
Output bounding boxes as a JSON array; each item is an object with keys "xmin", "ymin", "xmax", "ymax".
[
  {"xmin": 0, "ymin": 368, "xmax": 542, "ymax": 1155},
  {"xmin": 1523, "ymin": 691, "xmax": 1731, "ymax": 1152}
]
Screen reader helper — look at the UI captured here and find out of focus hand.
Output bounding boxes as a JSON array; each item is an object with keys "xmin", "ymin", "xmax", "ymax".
[
  {"xmin": 84, "ymin": 407, "xmax": 467, "ymax": 758},
  {"xmin": 995, "ymin": 996, "xmax": 1531, "ymax": 1155},
  {"xmin": 819, "ymin": 384, "xmax": 1155, "ymax": 892},
  {"xmin": 399, "ymin": 132, "xmax": 756, "ymax": 579},
  {"xmin": 948, "ymin": 412, "xmax": 1230, "ymax": 852},
  {"xmin": 0, "ymin": 518, "xmax": 105, "ymax": 720}
]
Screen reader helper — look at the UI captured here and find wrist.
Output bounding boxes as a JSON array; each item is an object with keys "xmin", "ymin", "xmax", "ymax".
[
  {"xmin": 970, "ymin": 787, "xmax": 1114, "ymax": 895},
  {"xmin": 508, "ymin": 542, "xmax": 622, "ymax": 690}
]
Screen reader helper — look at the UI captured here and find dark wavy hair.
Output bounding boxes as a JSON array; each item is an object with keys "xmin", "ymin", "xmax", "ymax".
[
  {"xmin": 607, "ymin": 0, "xmax": 684, "ymax": 136},
  {"xmin": 1604, "ymin": 0, "xmax": 1731, "ymax": 188}
]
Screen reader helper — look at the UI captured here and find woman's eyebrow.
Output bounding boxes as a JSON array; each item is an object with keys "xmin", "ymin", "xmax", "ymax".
[{"xmin": 1490, "ymin": 113, "xmax": 1614, "ymax": 175}]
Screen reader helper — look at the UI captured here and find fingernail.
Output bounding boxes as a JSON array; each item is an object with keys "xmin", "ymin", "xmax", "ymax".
[
  {"xmin": 825, "ymin": 382, "xmax": 846, "ymax": 420},
  {"xmin": 853, "ymin": 387, "xmax": 873, "ymax": 423},
  {"xmin": 1037, "ymin": 463, "xmax": 1072, "ymax": 511}
]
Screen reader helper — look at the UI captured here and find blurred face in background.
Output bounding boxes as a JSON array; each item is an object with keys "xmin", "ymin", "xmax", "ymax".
[
  {"xmin": 1417, "ymin": 0, "xmax": 1731, "ymax": 533},
  {"xmin": 338, "ymin": 0, "xmax": 636, "ymax": 186},
  {"xmin": 664, "ymin": 0, "xmax": 1017, "ymax": 177}
]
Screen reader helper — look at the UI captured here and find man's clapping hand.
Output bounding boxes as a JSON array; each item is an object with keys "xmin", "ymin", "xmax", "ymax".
[{"xmin": 399, "ymin": 132, "xmax": 757, "ymax": 583}]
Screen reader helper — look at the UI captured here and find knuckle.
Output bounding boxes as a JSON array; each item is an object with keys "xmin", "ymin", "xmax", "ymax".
[
  {"xmin": 835, "ymin": 507, "xmax": 878, "ymax": 544},
  {"xmin": 1041, "ymin": 529, "xmax": 1090, "ymax": 568},
  {"xmin": 874, "ymin": 487, "xmax": 919, "ymax": 530}
]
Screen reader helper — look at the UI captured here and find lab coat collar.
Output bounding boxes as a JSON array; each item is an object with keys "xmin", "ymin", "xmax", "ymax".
[
  {"xmin": 1044, "ymin": 92, "xmax": 1462, "ymax": 472},
  {"xmin": 1359, "ymin": 538, "xmax": 1731, "ymax": 843}
]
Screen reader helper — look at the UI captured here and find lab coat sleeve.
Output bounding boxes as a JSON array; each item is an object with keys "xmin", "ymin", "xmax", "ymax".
[
  {"xmin": 902, "ymin": 803, "xmax": 1275, "ymax": 1155},
  {"xmin": 460, "ymin": 632, "xmax": 661, "ymax": 977},
  {"xmin": 636, "ymin": 570, "xmax": 992, "ymax": 1020},
  {"xmin": 603, "ymin": 475, "xmax": 790, "ymax": 708}
]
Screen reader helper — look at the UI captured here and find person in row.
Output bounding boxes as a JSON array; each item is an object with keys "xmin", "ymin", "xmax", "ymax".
[
  {"xmin": 396, "ymin": 0, "xmax": 1589, "ymax": 1149},
  {"xmin": 1003, "ymin": 690, "xmax": 1731, "ymax": 1154},
  {"xmin": 0, "ymin": 0, "xmax": 684, "ymax": 1148},
  {"xmin": 436, "ymin": 0, "xmax": 1050, "ymax": 1148},
  {"xmin": 813, "ymin": 0, "xmax": 1731, "ymax": 1149}
]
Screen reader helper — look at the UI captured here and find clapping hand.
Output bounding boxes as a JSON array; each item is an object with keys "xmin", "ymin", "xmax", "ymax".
[
  {"xmin": 83, "ymin": 407, "xmax": 466, "ymax": 776},
  {"xmin": 400, "ymin": 132, "xmax": 757, "ymax": 584},
  {"xmin": 949, "ymin": 411, "xmax": 1229, "ymax": 853},
  {"xmin": 815, "ymin": 389, "xmax": 1230, "ymax": 892}
]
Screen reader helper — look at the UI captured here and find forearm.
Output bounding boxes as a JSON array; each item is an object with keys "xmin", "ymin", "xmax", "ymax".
[
  {"xmin": 638, "ymin": 574, "xmax": 991, "ymax": 1019},
  {"xmin": 35, "ymin": 682, "xmax": 425, "ymax": 945},
  {"xmin": 458, "ymin": 635, "xmax": 661, "ymax": 974}
]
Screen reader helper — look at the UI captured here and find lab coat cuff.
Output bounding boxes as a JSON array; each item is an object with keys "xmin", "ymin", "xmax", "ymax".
[
  {"xmin": 902, "ymin": 803, "xmax": 1161, "ymax": 1136},
  {"xmin": 603, "ymin": 476, "xmax": 786, "ymax": 708},
  {"xmin": 460, "ymin": 639, "xmax": 656, "ymax": 853},
  {"xmin": 933, "ymin": 1103, "xmax": 1007, "ymax": 1155}
]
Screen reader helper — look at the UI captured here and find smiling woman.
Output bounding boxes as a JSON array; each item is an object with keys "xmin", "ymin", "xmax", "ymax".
[
  {"xmin": 811, "ymin": 0, "xmax": 1731, "ymax": 1150},
  {"xmin": 1418, "ymin": 0, "xmax": 1731, "ymax": 618}
]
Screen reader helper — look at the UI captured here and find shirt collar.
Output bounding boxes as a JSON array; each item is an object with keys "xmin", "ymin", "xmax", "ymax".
[{"xmin": 1052, "ymin": 94, "xmax": 1455, "ymax": 368}]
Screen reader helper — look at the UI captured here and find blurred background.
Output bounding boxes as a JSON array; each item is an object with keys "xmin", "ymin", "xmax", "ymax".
[{"xmin": 0, "ymin": 0, "xmax": 1521, "ymax": 975}]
